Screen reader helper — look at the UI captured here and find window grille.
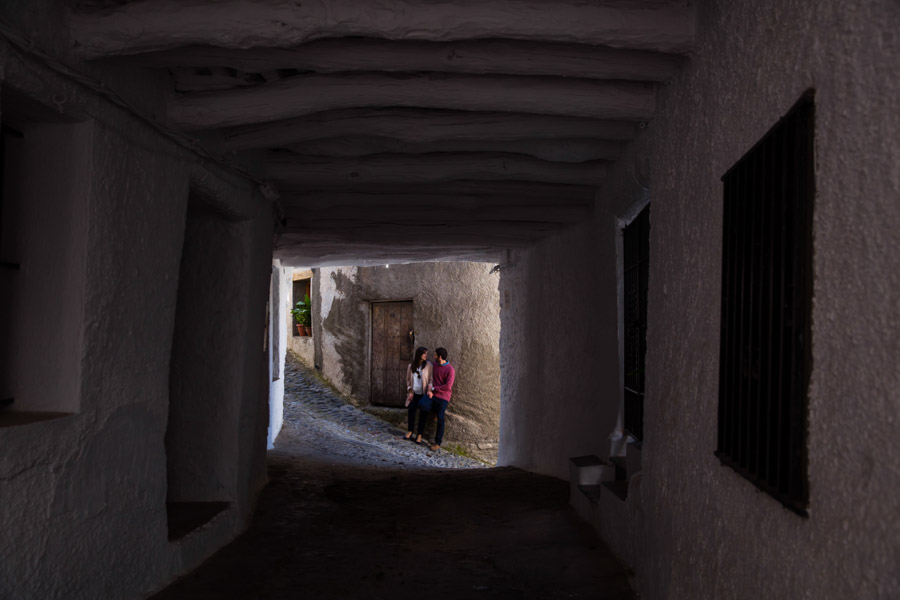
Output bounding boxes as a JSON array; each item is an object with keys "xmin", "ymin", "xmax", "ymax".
[
  {"xmin": 0, "ymin": 123, "xmax": 23, "ymax": 409},
  {"xmin": 623, "ymin": 204, "xmax": 649, "ymax": 441},
  {"xmin": 0, "ymin": 123, "xmax": 23, "ymax": 271},
  {"xmin": 717, "ymin": 91, "xmax": 815, "ymax": 516}
]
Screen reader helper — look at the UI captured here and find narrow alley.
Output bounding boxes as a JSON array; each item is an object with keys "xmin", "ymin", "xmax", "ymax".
[
  {"xmin": 150, "ymin": 354, "xmax": 635, "ymax": 600},
  {"xmin": 3, "ymin": 3, "xmax": 898, "ymax": 599}
]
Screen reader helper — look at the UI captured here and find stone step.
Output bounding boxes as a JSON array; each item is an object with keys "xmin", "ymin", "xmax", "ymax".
[{"xmin": 569, "ymin": 455, "xmax": 615, "ymax": 486}]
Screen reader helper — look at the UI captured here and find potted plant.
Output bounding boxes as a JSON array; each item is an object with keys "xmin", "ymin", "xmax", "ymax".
[{"xmin": 291, "ymin": 294, "xmax": 312, "ymax": 336}]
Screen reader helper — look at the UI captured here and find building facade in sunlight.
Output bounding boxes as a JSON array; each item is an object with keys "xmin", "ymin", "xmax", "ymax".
[{"xmin": 270, "ymin": 262, "xmax": 501, "ymax": 462}]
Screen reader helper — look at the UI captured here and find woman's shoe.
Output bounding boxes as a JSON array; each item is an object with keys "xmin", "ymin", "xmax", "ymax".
[
  {"xmin": 415, "ymin": 435, "xmax": 423, "ymax": 444},
  {"xmin": 403, "ymin": 432, "xmax": 413, "ymax": 440}
]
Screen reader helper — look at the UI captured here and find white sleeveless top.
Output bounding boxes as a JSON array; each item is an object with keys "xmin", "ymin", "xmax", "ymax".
[{"xmin": 412, "ymin": 367, "xmax": 425, "ymax": 394}]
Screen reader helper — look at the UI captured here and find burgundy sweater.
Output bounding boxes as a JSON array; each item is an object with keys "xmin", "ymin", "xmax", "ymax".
[{"xmin": 431, "ymin": 361, "xmax": 456, "ymax": 401}]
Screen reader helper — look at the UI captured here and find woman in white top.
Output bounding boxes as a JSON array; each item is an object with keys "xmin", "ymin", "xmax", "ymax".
[{"xmin": 404, "ymin": 346, "xmax": 433, "ymax": 443}]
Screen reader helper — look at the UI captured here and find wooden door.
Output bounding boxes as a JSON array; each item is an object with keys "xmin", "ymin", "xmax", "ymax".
[{"xmin": 371, "ymin": 301, "xmax": 413, "ymax": 407}]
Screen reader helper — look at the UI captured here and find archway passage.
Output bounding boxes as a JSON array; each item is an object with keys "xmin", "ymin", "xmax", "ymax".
[
  {"xmin": 9, "ymin": 3, "xmax": 896, "ymax": 600},
  {"xmin": 151, "ymin": 354, "xmax": 634, "ymax": 600},
  {"xmin": 274, "ymin": 261, "xmax": 503, "ymax": 463}
]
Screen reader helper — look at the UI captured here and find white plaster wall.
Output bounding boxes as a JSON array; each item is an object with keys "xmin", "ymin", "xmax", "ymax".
[
  {"xmin": 232, "ymin": 210, "xmax": 275, "ymax": 521},
  {"xmin": 167, "ymin": 201, "xmax": 250, "ymax": 503},
  {"xmin": 647, "ymin": 2, "xmax": 898, "ymax": 597},
  {"xmin": 268, "ymin": 265, "xmax": 288, "ymax": 449},
  {"xmin": 0, "ymin": 6, "xmax": 274, "ymax": 598},
  {"xmin": 501, "ymin": 1, "xmax": 900, "ymax": 599},
  {"xmin": 498, "ymin": 218, "xmax": 622, "ymax": 478},
  {"xmin": 629, "ymin": 2, "xmax": 899, "ymax": 598}
]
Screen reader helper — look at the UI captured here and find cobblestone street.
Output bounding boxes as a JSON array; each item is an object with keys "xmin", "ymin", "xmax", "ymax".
[
  {"xmin": 276, "ymin": 353, "xmax": 488, "ymax": 469},
  {"xmin": 151, "ymin": 354, "xmax": 635, "ymax": 600}
]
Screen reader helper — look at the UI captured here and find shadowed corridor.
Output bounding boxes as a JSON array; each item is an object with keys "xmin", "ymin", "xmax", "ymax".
[{"xmin": 150, "ymin": 359, "xmax": 635, "ymax": 600}]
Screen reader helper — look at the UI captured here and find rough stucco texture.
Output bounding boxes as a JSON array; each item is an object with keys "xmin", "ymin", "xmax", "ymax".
[
  {"xmin": 498, "ymin": 218, "xmax": 622, "ymax": 480},
  {"xmin": 0, "ymin": 5, "xmax": 274, "ymax": 597},
  {"xmin": 288, "ymin": 332, "xmax": 315, "ymax": 368},
  {"xmin": 502, "ymin": 1, "xmax": 900, "ymax": 599},
  {"xmin": 314, "ymin": 263, "xmax": 501, "ymax": 455},
  {"xmin": 167, "ymin": 201, "xmax": 249, "ymax": 503}
]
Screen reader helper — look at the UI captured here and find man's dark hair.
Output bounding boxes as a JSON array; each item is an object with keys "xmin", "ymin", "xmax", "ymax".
[{"xmin": 435, "ymin": 347, "xmax": 448, "ymax": 361}]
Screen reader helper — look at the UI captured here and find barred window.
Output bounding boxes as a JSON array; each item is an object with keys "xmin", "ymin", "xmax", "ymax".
[
  {"xmin": 0, "ymin": 123, "xmax": 23, "ymax": 271},
  {"xmin": 717, "ymin": 91, "xmax": 815, "ymax": 516},
  {"xmin": 623, "ymin": 204, "xmax": 649, "ymax": 442}
]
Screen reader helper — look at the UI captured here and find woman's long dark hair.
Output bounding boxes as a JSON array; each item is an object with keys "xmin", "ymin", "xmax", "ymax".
[{"xmin": 410, "ymin": 346, "xmax": 428, "ymax": 374}]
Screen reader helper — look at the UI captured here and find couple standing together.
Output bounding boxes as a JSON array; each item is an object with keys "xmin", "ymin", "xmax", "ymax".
[{"xmin": 403, "ymin": 346, "xmax": 455, "ymax": 452}]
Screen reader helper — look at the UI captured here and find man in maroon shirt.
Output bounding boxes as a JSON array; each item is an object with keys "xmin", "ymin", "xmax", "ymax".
[{"xmin": 428, "ymin": 347, "xmax": 455, "ymax": 451}]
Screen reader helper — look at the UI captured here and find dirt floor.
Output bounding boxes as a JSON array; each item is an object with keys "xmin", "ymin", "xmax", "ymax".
[{"xmin": 150, "ymin": 358, "xmax": 635, "ymax": 600}]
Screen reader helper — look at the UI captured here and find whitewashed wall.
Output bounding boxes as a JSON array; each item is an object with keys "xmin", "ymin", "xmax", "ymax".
[
  {"xmin": 268, "ymin": 264, "xmax": 290, "ymax": 449},
  {"xmin": 498, "ymin": 221, "xmax": 622, "ymax": 477},
  {"xmin": 499, "ymin": 1, "xmax": 900, "ymax": 599},
  {"xmin": 0, "ymin": 4, "xmax": 274, "ymax": 598}
]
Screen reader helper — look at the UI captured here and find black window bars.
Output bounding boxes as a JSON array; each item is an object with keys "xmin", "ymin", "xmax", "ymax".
[
  {"xmin": 0, "ymin": 123, "xmax": 23, "ymax": 271},
  {"xmin": 717, "ymin": 91, "xmax": 815, "ymax": 516},
  {"xmin": 0, "ymin": 123, "xmax": 21, "ymax": 409},
  {"xmin": 624, "ymin": 204, "xmax": 650, "ymax": 442}
]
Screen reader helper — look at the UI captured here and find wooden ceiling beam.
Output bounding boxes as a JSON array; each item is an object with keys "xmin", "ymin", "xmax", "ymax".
[
  {"xmin": 278, "ymin": 222, "xmax": 561, "ymax": 244},
  {"xmin": 278, "ymin": 182, "xmax": 597, "ymax": 205},
  {"xmin": 283, "ymin": 206, "xmax": 589, "ymax": 226},
  {"xmin": 279, "ymin": 191, "xmax": 594, "ymax": 211},
  {"xmin": 266, "ymin": 153, "xmax": 607, "ymax": 186},
  {"xmin": 171, "ymin": 73, "xmax": 655, "ymax": 129},
  {"xmin": 71, "ymin": 0, "xmax": 694, "ymax": 59},
  {"xmin": 224, "ymin": 109, "xmax": 636, "ymax": 150},
  {"xmin": 273, "ymin": 235, "xmax": 505, "ymax": 266},
  {"xmin": 281, "ymin": 137, "xmax": 622, "ymax": 163},
  {"xmin": 116, "ymin": 38, "xmax": 684, "ymax": 82}
]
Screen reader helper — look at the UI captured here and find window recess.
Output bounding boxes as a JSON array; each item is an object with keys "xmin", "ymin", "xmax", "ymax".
[
  {"xmin": 717, "ymin": 91, "xmax": 815, "ymax": 516},
  {"xmin": 0, "ymin": 87, "xmax": 87, "ymax": 422},
  {"xmin": 623, "ymin": 205, "xmax": 650, "ymax": 442},
  {"xmin": 0, "ymin": 124, "xmax": 23, "ymax": 270}
]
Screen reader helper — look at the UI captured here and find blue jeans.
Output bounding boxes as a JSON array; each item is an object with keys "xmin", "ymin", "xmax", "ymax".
[
  {"xmin": 431, "ymin": 398, "xmax": 449, "ymax": 445},
  {"xmin": 407, "ymin": 394, "xmax": 423, "ymax": 433}
]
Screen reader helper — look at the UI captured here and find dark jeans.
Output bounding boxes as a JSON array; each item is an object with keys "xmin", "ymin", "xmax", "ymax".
[
  {"xmin": 431, "ymin": 398, "xmax": 450, "ymax": 445},
  {"xmin": 407, "ymin": 394, "xmax": 423, "ymax": 432},
  {"xmin": 415, "ymin": 395, "xmax": 435, "ymax": 437}
]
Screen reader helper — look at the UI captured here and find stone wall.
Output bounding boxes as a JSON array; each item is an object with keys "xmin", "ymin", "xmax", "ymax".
[
  {"xmin": 313, "ymin": 262, "xmax": 501, "ymax": 460},
  {"xmin": 499, "ymin": 1, "xmax": 900, "ymax": 599},
  {"xmin": 0, "ymin": 4, "xmax": 273, "ymax": 598}
]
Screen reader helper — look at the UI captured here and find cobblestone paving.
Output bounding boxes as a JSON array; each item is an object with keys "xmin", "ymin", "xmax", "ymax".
[{"xmin": 278, "ymin": 352, "xmax": 486, "ymax": 469}]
